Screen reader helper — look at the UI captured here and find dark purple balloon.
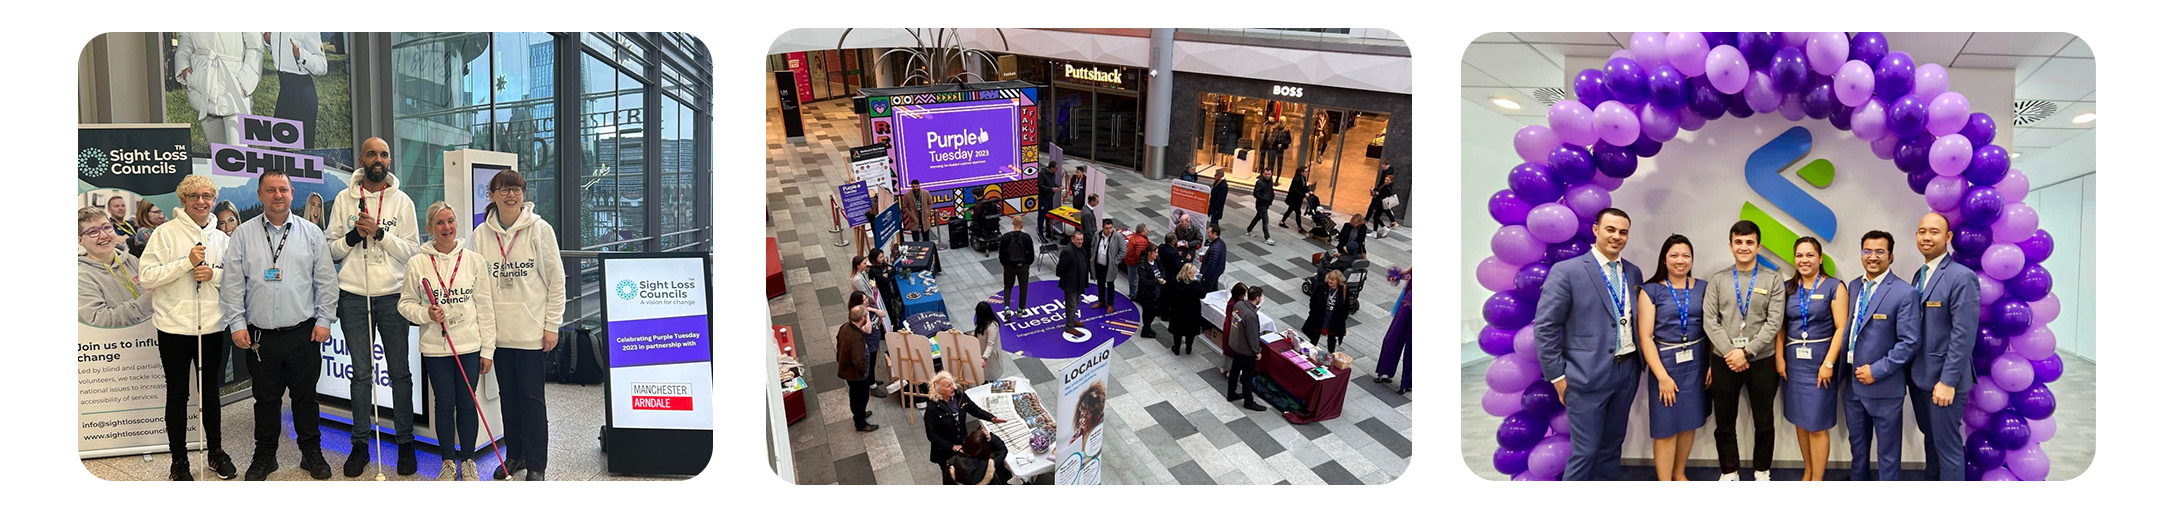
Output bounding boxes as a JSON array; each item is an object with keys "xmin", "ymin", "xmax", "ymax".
[
  {"xmin": 1494, "ymin": 447, "xmax": 1532, "ymax": 475},
  {"xmin": 1480, "ymin": 325, "xmax": 1518, "ymax": 356},
  {"xmin": 1725, "ymin": 93, "xmax": 1754, "ymax": 118},
  {"xmin": 1828, "ymin": 107, "xmax": 1854, "ymax": 131},
  {"xmin": 1874, "ymin": 52, "xmax": 1917, "ymax": 101},
  {"xmin": 1771, "ymin": 46, "xmax": 1810, "ymax": 92},
  {"xmin": 1703, "ymin": 32, "xmax": 1736, "ymax": 48},
  {"xmin": 1489, "ymin": 189, "xmax": 1531, "ymax": 226},
  {"xmin": 2019, "ymin": 230, "xmax": 2055, "ymax": 264},
  {"xmin": 1509, "ymin": 163, "xmax": 1564, "ymax": 205},
  {"xmin": 2007, "ymin": 265, "xmax": 2053, "ymax": 301},
  {"xmin": 1966, "ymin": 145, "xmax": 2012, "ymax": 186},
  {"xmin": 1973, "ymin": 346, "xmax": 1994, "ymax": 376},
  {"xmin": 1497, "ymin": 412, "xmax": 1549, "ymax": 451},
  {"xmin": 1850, "ymin": 32, "xmax": 1890, "ymax": 65},
  {"xmin": 1573, "ymin": 224, "xmax": 1597, "ymax": 244},
  {"xmin": 1687, "ymin": 76, "xmax": 1727, "ymax": 120},
  {"xmin": 1893, "ymin": 135, "xmax": 1933, "ymax": 174},
  {"xmin": 1737, "ymin": 32, "xmax": 1779, "ymax": 68},
  {"xmin": 1802, "ymin": 82, "xmax": 1837, "ymax": 120},
  {"xmin": 1975, "ymin": 327, "xmax": 2008, "ymax": 363},
  {"xmin": 1604, "ymin": 58, "xmax": 1650, "ymax": 105},
  {"xmin": 2032, "ymin": 353, "xmax": 2065, "ymax": 384},
  {"xmin": 1990, "ymin": 410, "xmax": 2032, "ymax": 450},
  {"xmin": 1962, "ymin": 113, "xmax": 1999, "ymax": 148},
  {"xmin": 1484, "ymin": 290, "xmax": 1535, "ymax": 329},
  {"xmin": 1514, "ymin": 262, "xmax": 1552, "ymax": 301},
  {"xmin": 1960, "ymin": 186, "xmax": 2006, "ymax": 227},
  {"xmin": 1593, "ymin": 143, "xmax": 1638, "ymax": 178},
  {"xmin": 1647, "ymin": 65, "xmax": 1688, "ymax": 110},
  {"xmin": 1521, "ymin": 380, "xmax": 1564, "ymax": 416},
  {"xmin": 1573, "ymin": 69, "xmax": 1612, "ymax": 109},
  {"xmin": 1630, "ymin": 135, "xmax": 1663, "ymax": 157},
  {"xmin": 1992, "ymin": 298, "xmax": 2034, "ymax": 338},
  {"xmin": 2010, "ymin": 382, "xmax": 2057, "ymax": 420},
  {"xmin": 1956, "ymin": 249, "xmax": 1985, "ymax": 272},
  {"xmin": 1954, "ymin": 225, "xmax": 1994, "ymax": 258},
  {"xmin": 1907, "ymin": 169, "xmax": 1937, "ymax": 195},
  {"xmin": 1886, "ymin": 93, "xmax": 1929, "ymax": 139},
  {"xmin": 1968, "ymin": 430, "xmax": 2006, "ymax": 467},
  {"xmin": 1548, "ymin": 241, "xmax": 1591, "ymax": 263},
  {"xmin": 1547, "ymin": 145, "xmax": 1596, "ymax": 185}
]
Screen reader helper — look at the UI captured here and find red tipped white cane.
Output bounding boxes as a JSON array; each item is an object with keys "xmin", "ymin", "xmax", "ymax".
[{"xmin": 421, "ymin": 278, "xmax": 509, "ymax": 479}]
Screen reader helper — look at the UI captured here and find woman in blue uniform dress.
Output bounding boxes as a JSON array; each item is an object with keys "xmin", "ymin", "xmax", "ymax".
[
  {"xmin": 1636, "ymin": 235, "xmax": 1709, "ymax": 481},
  {"xmin": 1775, "ymin": 236, "xmax": 1848, "ymax": 481}
]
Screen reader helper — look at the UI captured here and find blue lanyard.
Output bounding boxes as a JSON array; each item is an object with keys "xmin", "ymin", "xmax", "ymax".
[
  {"xmin": 1849, "ymin": 278, "xmax": 1879, "ymax": 354},
  {"xmin": 1733, "ymin": 267, "xmax": 1755, "ymax": 318},
  {"xmin": 1798, "ymin": 277, "xmax": 1820, "ymax": 340},
  {"xmin": 1599, "ymin": 260, "xmax": 1626, "ymax": 319},
  {"xmin": 1666, "ymin": 279, "xmax": 1691, "ymax": 334}
]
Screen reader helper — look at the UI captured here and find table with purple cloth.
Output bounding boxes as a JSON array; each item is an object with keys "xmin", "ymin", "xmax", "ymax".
[{"xmin": 1258, "ymin": 335, "xmax": 1350, "ymax": 424}]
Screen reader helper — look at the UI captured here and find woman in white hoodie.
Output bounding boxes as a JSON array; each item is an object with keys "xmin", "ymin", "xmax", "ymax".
[
  {"xmin": 138, "ymin": 175, "xmax": 236, "ymax": 480},
  {"xmin": 471, "ymin": 169, "xmax": 565, "ymax": 481},
  {"xmin": 399, "ymin": 201, "xmax": 496, "ymax": 481}
]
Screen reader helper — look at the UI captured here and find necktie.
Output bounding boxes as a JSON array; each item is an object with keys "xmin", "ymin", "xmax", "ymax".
[{"xmin": 1915, "ymin": 265, "xmax": 1931, "ymax": 296}]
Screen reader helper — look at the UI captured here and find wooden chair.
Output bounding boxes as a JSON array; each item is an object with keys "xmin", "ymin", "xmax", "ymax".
[{"xmin": 886, "ymin": 330, "xmax": 937, "ymax": 423}]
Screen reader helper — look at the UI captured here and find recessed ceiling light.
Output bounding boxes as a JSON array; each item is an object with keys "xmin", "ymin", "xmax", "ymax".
[
  {"xmin": 2072, "ymin": 112, "xmax": 2097, "ymax": 124},
  {"xmin": 1491, "ymin": 97, "xmax": 1521, "ymax": 111}
]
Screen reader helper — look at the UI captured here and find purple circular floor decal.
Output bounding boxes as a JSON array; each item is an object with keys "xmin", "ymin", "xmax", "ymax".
[{"xmin": 986, "ymin": 280, "xmax": 1140, "ymax": 359}]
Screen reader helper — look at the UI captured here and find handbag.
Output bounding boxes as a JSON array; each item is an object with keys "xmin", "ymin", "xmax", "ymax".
[{"xmin": 1383, "ymin": 194, "xmax": 1400, "ymax": 209}]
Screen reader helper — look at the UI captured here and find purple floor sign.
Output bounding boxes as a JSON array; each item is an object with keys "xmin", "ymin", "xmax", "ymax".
[{"xmin": 986, "ymin": 280, "xmax": 1139, "ymax": 359}]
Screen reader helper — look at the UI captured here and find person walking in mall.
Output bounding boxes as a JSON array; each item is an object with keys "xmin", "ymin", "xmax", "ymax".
[
  {"xmin": 998, "ymin": 216, "xmax": 1035, "ymax": 320},
  {"xmin": 1907, "ymin": 212, "xmax": 1979, "ymax": 481},
  {"xmin": 1534, "ymin": 208, "xmax": 1643, "ymax": 481},
  {"xmin": 1701, "ymin": 220, "xmax": 1786, "ymax": 482},
  {"xmin": 838, "ymin": 292, "xmax": 880, "ymax": 433},
  {"xmin": 138, "ymin": 175, "xmax": 236, "ymax": 480},
  {"xmin": 1779, "ymin": 237, "xmax": 1846, "ymax": 482},
  {"xmin": 1056, "ymin": 231, "xmax": 1090, "ymax": 335},
  {"xmin": 219, "ymin": 169, "xmax": 339, "ymax": 481},
  {"xmin": 1280, "ymin": 166, "xmax": 1311, "ymax": 232},
  {"xmin": 473, "ymin": 169, "xmax": 566, "ymax": 481},
  {"xmin": 1368, "ymin": 171, "xmax": 1399, "ymax": 237},
  {"xmin": 1090, "ymin": 219, "xmax": 1125, "ymax": 311},
  {"xmin": 1842, "ymin": 230, "xmax": 1921, "ymax": 481},
  {"xmin": 1201, "ymin": 226, "xmax": 1228, "ymax": 290},
  {"xmin": 1247, "ymin": 172, "xmax": 1276, "ymax": 246},
  {"xmin": 923, "ymin": 371, "xmax": 1004, "ymax": 483},
  {"xmin": 1133, "ymin": 241, "xmax": 1164, "ymax": 339},
  {"xmin": 1208, "ymin": 168, "xmax": 1229, "ymax": 228},
  {"xmin": 1261, "ymin": 121, "xmax": 1292, "ymax": 178},
  {"xmin": 904, "ymin": 179, "xmax": 936, "ymax": 245},
  {"xmin": 399, "ymin": 201, "xmax": 498, "ymax": 481},
  {"xmin": 1164, "ymin": 263, "xmax": 1209, "ymax": 355},
  {"xmin": 1302, "ymin": 270, "xmax": 1349, "ymax": 354},
  {"xmin": 326, "ymin": 136, "xmax": 424, "ymax": 478},
  {"xmin": 1224, "ymin": 286, "xmax": 1267, "ymax": 411},
  {"xmin": 1635, "ymin": 234, "xmax": 1710, "ymax": 481}
]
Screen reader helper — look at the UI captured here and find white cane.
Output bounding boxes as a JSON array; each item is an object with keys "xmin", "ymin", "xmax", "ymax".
[
  {"xmin": 361, "ymin": 199, "xmax": 386, "ymax": 481},
  {"xmin": 194, "ymin": 242, "xmax": 205, "ymax": 482}
]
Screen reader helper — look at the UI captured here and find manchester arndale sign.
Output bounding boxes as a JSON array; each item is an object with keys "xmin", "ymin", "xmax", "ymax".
[{"xmin": 1063, "ymin": 63, "xmax": 1124, "ymax": 85}]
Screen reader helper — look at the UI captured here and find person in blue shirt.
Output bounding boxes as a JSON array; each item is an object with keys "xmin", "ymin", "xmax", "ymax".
[{"xmin": 219, "ymin": 170, "xmax": 339, "ymax": 481}]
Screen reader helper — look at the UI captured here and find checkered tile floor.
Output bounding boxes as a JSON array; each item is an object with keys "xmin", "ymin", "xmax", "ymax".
[{"xmin": 768, "ymin": 99, "xmax": 1414, "ymax": 484}]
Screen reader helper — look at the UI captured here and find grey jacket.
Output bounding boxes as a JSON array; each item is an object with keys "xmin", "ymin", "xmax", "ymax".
[
  {"xmin": 1091, "ymin": 230, "xmax": 1127, "ymax": 277},
  {"xmin": 1227, "ymin": 298, "xmax": 1263, "ymax": 357},
  {"xmin": 1701, "ymin": 265, "xmax": 1787, "ymax": 359},
  {"xmin": 79, "ymin": 252, "xmax": 152, "ymax": 328}
]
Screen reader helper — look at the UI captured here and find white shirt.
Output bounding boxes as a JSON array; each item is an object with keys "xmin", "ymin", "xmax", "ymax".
[
  {"xmin": 1917, "ymin": 253, "xmax": 1947, "ymax": 294},
  {"xmin": 1590, "ymin": 248, "xmax": 1635, "ymax": 356}
]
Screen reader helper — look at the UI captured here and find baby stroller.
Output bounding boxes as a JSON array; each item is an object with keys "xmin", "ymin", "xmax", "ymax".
[{"xmin": 1306, "ymin": 204, "xmax": 1337, "ymax": 243}]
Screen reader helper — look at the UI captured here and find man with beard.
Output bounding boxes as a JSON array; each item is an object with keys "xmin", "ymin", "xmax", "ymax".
[{"xmin": 324, "ymin": 137, "xmax": 424, "ymax": 477}]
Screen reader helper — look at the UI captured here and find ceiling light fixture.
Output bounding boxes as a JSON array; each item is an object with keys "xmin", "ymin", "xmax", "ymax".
[
  {"xmin": 2072, "ymin": 112, "xmax": 2096, "ymax": 124},
  {"xmin": 1491, "ymin": 97, "xmax": 1522, "ymax": 110}
]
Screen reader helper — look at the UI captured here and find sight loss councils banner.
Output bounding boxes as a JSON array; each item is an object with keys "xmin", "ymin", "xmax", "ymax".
[{"xmin": 604, "ymin": 256, "xmax": 712, "ymax": 430}]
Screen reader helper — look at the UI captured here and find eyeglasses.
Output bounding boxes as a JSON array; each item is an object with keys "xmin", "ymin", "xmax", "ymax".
[
  {"xmin": 1860, "ymin": 249, "xmax": 1890, "ymax": 257},
  {"xmin": 80, "ymin": 225, "xmax": 114, "ymax": 237},
  {"xmin": 493, "ymin": 187, "xmax": 525, "ymax": 195},
  {"xmin": 180, "ymin": 193, "xmax": 216, "ymax": 201}
]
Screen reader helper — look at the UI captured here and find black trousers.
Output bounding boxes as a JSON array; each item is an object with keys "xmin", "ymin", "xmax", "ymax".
[
  {"xmin": 245, "ymin": 322, "xmax": 322, "ymax": 458},
  {"xmin": 494, "ymin": 348, "xmax": 549, "ymax": 471},
  {"xmin": 1002, "ymin": 264, "xmax": 1031, "ymax": 310},
  {"xmin": 848, "ymin": 379, "xmax": 872, "ymax": 428},
  {"xmin": 1709, "ymin": 353, "xmax": 1780, "ymax": 473},
  {"xmin": 1227, "ymin": 354, "xmax": 1258, "ymax": 404},
  {"xmin": 1280, "ymin": 202, "xmax": 1308, "ymax": 229},
  {"xmin": 158, "ymin": 330, "xmax": 228, "ymax": 458},
  {"xmin": 1093, "ymin": 264, "xmax": 1115, "ymax": 306},
  {"xmin": 273, "ymin": 72, "xmax": 318, "ymax": 148},
  {"xmin": 1367, "ymin": 202, "xmax": 1394, "ymax": 230},
  {"xmin": 1246, "ymin": 205, "xmax": 1273, "ymax": 239}
]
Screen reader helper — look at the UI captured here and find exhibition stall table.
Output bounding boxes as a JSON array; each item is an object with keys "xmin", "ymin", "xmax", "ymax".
[
  {"xmin": 1201, "ymin": 290, "xmax": 1280, "ymax": 338},
  {"xmin": 1044, "ymin": 206, "xmax": 1085, "ymax": 235},
  {"xmin": 775, "ymin": 325, "xmax": 808, "ymax": 425},
  {"xmin": 965, "ymin": 376, "xmax": 1058, "ymax": 484},
  {"xmin": 1257, "ymin": 332, "xmax": 1349, "ymax": 424},
  {"xmin": 900, "ymin": 241, "xmax": 939, "ymax": 273},
  {"xmin": 898, "ymin": 270, "xmax": 945, "ymax": 318}
]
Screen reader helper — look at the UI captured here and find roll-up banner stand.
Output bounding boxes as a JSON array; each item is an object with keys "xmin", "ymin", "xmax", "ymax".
[
  {"xmin": 601, "ymin": 252, "xmax": 714, "ymax": 476},
  {"xmin": 78, "ymin": 123, "xmax": 195, "ymax": 458}
]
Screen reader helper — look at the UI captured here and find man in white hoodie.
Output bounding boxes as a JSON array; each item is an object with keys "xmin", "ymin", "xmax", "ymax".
[
  {"xmin": 138, "ymin": 175, "xmax": 236, "ymax": 480},
  {"xmin": 325, "ymin": 137, "xmax": 424, "ymax": 477},
  {"xmin": 473, "ymin": 169, "xmax": 566, "ymax": 480}
]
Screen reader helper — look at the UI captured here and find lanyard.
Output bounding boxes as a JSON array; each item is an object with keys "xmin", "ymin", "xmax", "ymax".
[
  {"xmin": 1666, "ymin": 278, "xmax": 1691, "ymax": 335},
  {"xmin": 1733, "ymin": 267, "xmax": 1756, "ymax": 318},
  {"xmin": 363, "ymin": 188, "xmax": 388, "ymax": 224},
  {"xmin": 428, "ymin": 251, "xmax": 465, "ymax": 304},
  {"xmin": 1599, "ymin": 259, "xmax": 1627, "ymax": 321},
  {"xmin": 263, "ymin": 221, "xmax": 291, "ymax": 265},
  {"xmin": 1850, "ymin": 278, "xmax": 1880, "ymax": 353},
  {"xmin": 1798, "ymin": 277, "xmax": 1820, "ymax": 340},
  {"xmin": 103, "ymin": 256, "xmax": 140, "ymax": 299},
  {"xmin": 495, "ymin": 229, "xmax": 524, "ymax": 261}
]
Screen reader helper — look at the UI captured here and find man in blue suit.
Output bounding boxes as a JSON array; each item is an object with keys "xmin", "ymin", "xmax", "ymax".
[
  {"xmin": 1535, "ymin": 207, "xmax": 1642, "ymax": 481},
  {"xmin": 1908, "ymin": 212, "xmax": 1980, "ymax": 480},
  {"xmin": 1842, "ymin": 230, "xmax": 1923, "ymax": 481}
]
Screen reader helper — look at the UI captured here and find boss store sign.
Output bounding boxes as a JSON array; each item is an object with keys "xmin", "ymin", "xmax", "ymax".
[
  {"xmin": 1271, "ymin": 83, "xmax": 1307, "ymax": 99},
  {"xmin": 1052, "ymin": 61, "xmax": 1140, "ymax": 91}
]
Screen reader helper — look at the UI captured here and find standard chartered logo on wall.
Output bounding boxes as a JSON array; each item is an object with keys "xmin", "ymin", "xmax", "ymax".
[
  {"xmin": 1741, "ymin": 127, "xmax": 1840, "ymax": 274},
  {"xmin": 616, "ymin": 280, "xmax": 640, "ymax": 300},
  {"xmin": 79, "ymin": 148, "xmax": 109, "ymax": 178}
]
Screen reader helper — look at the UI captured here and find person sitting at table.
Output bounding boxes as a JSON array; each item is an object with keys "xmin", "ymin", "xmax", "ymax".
[
  {"xmin": 1303, "ymin": 270, "xmax": 1349, "ymax": 354},
  {"xmin": 944, "ymin": 421, "xmax": 1013, "ymax": 485},
  {"xmin": 1164, "ymin": 263, "xmax": 1210, "ymax": 355},
  {"xmin": 971, "ymin": 302, "xmax": 1006, "ymax": 384},
  {"xmin": 924, "ymin": 371, "xmax": 1004, "ymax": 483}
]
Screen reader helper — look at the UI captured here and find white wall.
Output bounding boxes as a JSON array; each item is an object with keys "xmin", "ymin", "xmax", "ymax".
[
  {"xmin": 1460, "ymin": 98, "xmax": 1528, "ymax": 365},
  {"xmin": 2023, "ymin": 173, "xmax": 2096, "ymax": 361}
]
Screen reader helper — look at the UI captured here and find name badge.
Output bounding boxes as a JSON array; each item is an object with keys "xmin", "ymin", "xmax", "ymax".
[
  {"xmin": 264, "ymin": 268, "xmax": 281, "ymax": 281},
  {"xmin": 1796, "ymin": 346, "xmax": 1813, "ymax": 360},
  {"xmin": 1873, "ymin": 313, "xmax": 1888, "ymax": 320},
  {"xmin": 1810, "ymin": 294, "xmax": 1826, "ymax": 300},
  {"xmin": 1926, "ymin": 301, "xmax": 1943, "ymax": 307},
  {"xmin": 501, "ymin": 277, "xmax": 515, "ymax": 289},
  {"xmin": 1675, "ymin": 349, "xmax": 1694, "ymax": 364},
  {"xmin": 1733, "ymin": 337, "xmax": 1751, "ymax": 347},
  {"xmin": 1754, "ymin": 288, "xmax": 1770, "ymax": 295}
]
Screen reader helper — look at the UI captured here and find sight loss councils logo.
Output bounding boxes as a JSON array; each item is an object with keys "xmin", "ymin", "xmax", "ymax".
[
  {"xmin": 616, "ymin": 280, "xmax": 640, "ymax": 300},
  {"xmin": 79, "ymin": 148, "xmax": 109, "ymax": 178}
]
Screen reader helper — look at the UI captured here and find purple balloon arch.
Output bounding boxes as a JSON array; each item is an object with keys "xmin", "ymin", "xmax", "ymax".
[{"xmin": 1477, "ymin": 32, "xmax": 2067, "ymax": 481}]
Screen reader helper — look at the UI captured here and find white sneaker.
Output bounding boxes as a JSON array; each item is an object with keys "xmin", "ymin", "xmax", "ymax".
[
  {"xmin": 1264, "ymin": 238, "xmax": 1276, "ymax": 246},
  {"xmin": 1753, "ymin": 470, "xmax": 1771, "ymax": 481},
  {"xmin": 439, "ymin": 460, "xmax": 457, "ymax": 481},
  {"xmin": 1719, "ymin": 472, "xmax": 1740, "ymax": 481}
]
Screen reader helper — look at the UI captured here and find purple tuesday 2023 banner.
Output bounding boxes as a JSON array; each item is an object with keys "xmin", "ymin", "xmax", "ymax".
[
  {"xmin": 893, "ymin": 99, "xmax": 1020, "ymax": 191},
  {"xmin": 987, "ymin": 281, "xmax": 1140, "ymax": 359},
  {"xmin": 606, "ymin": 314, "xmax": 711, "ymax": 368}
]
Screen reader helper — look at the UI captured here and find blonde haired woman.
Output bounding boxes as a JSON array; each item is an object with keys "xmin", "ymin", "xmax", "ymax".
[
  {"xmin": 138, "ymin": 175, "xmax": 236, "ymax": 479},
  {"xmin": 398, "ymin": 201, "xmax": 497, "ymax": 480},
  {"xmin": 922, "ymin": 371, "xmax": 1003, "ymax": 484}
]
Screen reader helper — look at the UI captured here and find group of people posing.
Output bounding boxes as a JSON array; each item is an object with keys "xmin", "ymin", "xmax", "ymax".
[
  {"xmin": 1534, "ymin": 209, "xmax": 1978, "ymax": 482},
  {"xmin": 77, "ymin": 137, "xmax": 566, "ymax": 481}
]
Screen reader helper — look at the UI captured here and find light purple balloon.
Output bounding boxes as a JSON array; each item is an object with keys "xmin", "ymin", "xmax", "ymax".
[
  {"xmin": 1493, "ymin": 225, "xmax": 1547, "ymax": 265},
  {"xmin": 1593, "ymin": 101, "xmax": 1641, "ymax": 147},
  {"xmin": 2029, "ymin": 295, "xmax": 2061, "ymax": 326},
  {"xmin": 1808, "ymin": 32, "xmax": 1851, "ymax": 76},
  {"xmin": 1834, "ymin": 60, "xmax": 1875, "ymax": 106},
  {"xmin": 1666, "ymin": 32, "xmax": 1710, "ymax": 77},
  {"xmin": 1564, "ymin": 184, "xmax": 1612, "ymax": 221},
  {"xmin": 1706, "ymin": 45, "xmax": 1751, "ymax": 94},
  {"xmin": 1997, "ymin": 169, "xmax": 2030, "ymax": 204},
  {"xmin": 1679, "ymin": 107, "xmax": 1707, "ymax": 131},
  {"xmin": 1871, "ymin": 133, "xmax": 1899, "ymax": 160},
  {"xmin": 1590, "ymin": 170, "xmax": 1625, "ymax": 191},
  {"xmin": 1913, "ymin": 63, "xmax": 1951, "ymax": 101},
  {"xmin": 1477, "ymin": 256, "xmax": 1519, "ymax": 292},
  {"xmin": 2010, "ymin": 325, "xmax": 2057, "ymax": 361},
  {"xmin": 1927, "ymin": 92, "xmax": 1971, "ymax": 136},
  {"xmin": 1610, "ymin": 49, "xmax": 1635, "ymax": 63},
  {"xmin": 1549, "ymin": 412, "xmax": 1571, "ymax": 435},
  {"xmin": 2005, "ymin": 443, "xmax": 2050, "ymax": 481},
  {"xmin": 1966, "ymin": 404, "xmax": 1992, "ymax": 430},
  {"xmin": 1971, "ymin": 378, "xmax": 2010, "ymax": 413},
  {"xmin": 1527, "ymin": 434, "xmax": 1573, "ymax": 477},
  {"xmin": 1640, "ymin": 103, "xmax": 1680, "ymax": 142},
  {"xmin": 1781, "ymin": 31, "xmax": 1813, "ymax": 48},
  {"xmin": 1744, "ymin": 72, "xmax": 1782, "ymax": 113},
  {"xmin": 1513, "ymin": 325, "xmax": 1538, "ymax": 359},
  {"xmin": 1486, "ymin": 355, "xmax": 1541, "ymax": 393},
  {"xmin": 1982, "ymin": 467, "xmax": 2020, "ymax": 482},
  {"xmin": 1513, "ymin": 348, "xmax": 1540, "ymax": 370},
  {"xmin": 1548, "ymin": 101, "xmax": 1598, "ymax": 147},
  {"xmin": 1929, "ymin": 134, "xmax": 1974, "ymax": 176},
  {"xmin": 1984, "ymin": 243, "xmax": 2026, "ymax": 280},
  {"xmin": 1780, "ymin": 91, "xmax": 1807, "ymax": 121},
  {"xmin": 1481, "ymin": 387, "xmax": 1525, "ymax": 417},
  {"xmin": 1926, "ymin": 175, "xmax": 1969, "ymax": 211},
  {"xmin": 1994, "ymin": 203, "xmax": 2041, "ymax": 244},
  {"xmin": 1514, "ymin": 125, "xmax": 1561, "ymax": 165},
  {"xmin": 2029, "ymin": 416, "xmax": 2057, "ymax": 443},
  {"xmin": 1942, "ymin": 209, "xmax": 1965, "ymax": 229},
  {"xmin": 1991, "ymin": 352, "xmax": 2035, "ymax": 392},
  {"xmin": 1851, "ymin": 98, "xmax": 1889, "ymax": 141},
  {"xmin": 1526, "ymin": 203, "xmax": 1580, "ymax": 243},
  {"xmin": 1630, "ymin": 32, "xmax": 1668, "ymax": 70},
  {"xmin": 1977, "ymin": 273, "xmax": 2004, "ymax": 306}
]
